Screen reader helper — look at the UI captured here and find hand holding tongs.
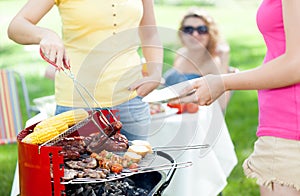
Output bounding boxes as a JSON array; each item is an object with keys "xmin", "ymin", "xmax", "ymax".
[
  {"xmin": 39, "ymin": 47, "xmax": 118, "ymax": 128},
  {"xmin": 39, "ymin": 48, "xmax": 74, "ymax": 79},
  {"xmin": 39, "ymin": 47, "xmax": 94, "ymax": 109}
]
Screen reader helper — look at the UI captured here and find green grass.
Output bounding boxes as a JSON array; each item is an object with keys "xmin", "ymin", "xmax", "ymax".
[
  {"xmin": 0, "ymin": 144, "xmax": 18, "ymax": 196},
  {"xmin": 0, "ymin": 1, "xmax": 264, "ymax": 195}
]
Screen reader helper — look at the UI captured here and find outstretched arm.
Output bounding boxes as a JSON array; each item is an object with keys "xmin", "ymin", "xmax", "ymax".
[
  {"xmin": 174, "ymin": 0, "xmax": 300, "ymax": 106},
  {"xmin": 224, "ymin": 0, "xmax": 300, "ymax": 91}
]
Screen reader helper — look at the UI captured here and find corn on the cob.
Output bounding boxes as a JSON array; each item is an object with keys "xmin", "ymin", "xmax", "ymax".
[
  {"xmin": 34, "ymin": 109, "xmax": 88, "ymax": 132},
  {"xmin": 56, "ymin": 109, "xmax": 89, "ymax": 126},
  {"xmin": 22, "ymin": 109, "xmax": 89, "ymax": 145},
  {"xmin": 22, "ymin": 126, "xmax": 59, "ymax": 144},
  {"xmin": 34, "ymin": 118, "xmax": 68, "ymax": 133}
]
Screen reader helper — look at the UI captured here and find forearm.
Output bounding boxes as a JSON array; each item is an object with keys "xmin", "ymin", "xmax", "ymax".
[
  {"xmin": 223, "ymin": 54, "xmax": 300, "ymax": 91},
  {"xmin": 142, "ymin": 48, "xmax": 163, "ymax": 79},
  {"xmin": 218, "ymin": 49, "xmax": 230, "ymax": 74},
  {"xmin": 8, "ymin": 17, "xmax": 55, "ymax": 45},
  {"xmin": 129, "ymin": 32, "xmax": 163, "ymax": 95},
  {"xmin": 141, "ymin": 32, "xmax": 163, "ymax": 80},
  {"xmin": 139, "ymin": 0, "xmax": 162, "ymax": 79}
]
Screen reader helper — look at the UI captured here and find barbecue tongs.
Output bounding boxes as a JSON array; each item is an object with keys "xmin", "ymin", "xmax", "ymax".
[{"xmin": 39, "ymin": 48, "xmax": 118, "ymax": 146}]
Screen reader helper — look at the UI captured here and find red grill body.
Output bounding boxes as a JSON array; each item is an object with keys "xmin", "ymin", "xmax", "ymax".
[
  {"xmin": 18, "ymin": 137, "xmax": 64, "ymax": 196},
  {"xmin": 17, "ymin": 110, "xmax": 118, "ymax": 196}
]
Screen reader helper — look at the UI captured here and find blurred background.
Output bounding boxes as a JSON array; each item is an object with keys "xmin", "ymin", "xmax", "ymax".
[{"xmin": 0, "ymin": 0, "xmax": 263, "ymax": 195}]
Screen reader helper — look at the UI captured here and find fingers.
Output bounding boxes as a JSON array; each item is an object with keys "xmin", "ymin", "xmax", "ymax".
[
  {"xmin": 169, "ymin": 77, "xmax": 213, "ymax": 106},
  {"xmin": 129, "ymin": 78, "xmax": 161, "ymax": 97},
  {"xmin": 63, "ymin": 53, "xmax": 71, "ymax": 69},
  {"xmin": 136, "ymin": 82, "xmax": 159, "ymax": 97},
  {"xmin": 176, "ymin": 93, "xmax": 198, "ymax": 104},
  {"xmin": 42, "ymin": 46, "xmax": 51, "ymax": 57},
  {"xmin": 53, "ymin": 49, "xmax": 64, "ymax": 69},
  {"xmin": 40, "ymin": 48, "xmax": 64, "ymax": 70},
  {"xmin": 129, "ymin": 77, "xmax": 160, "ymax": 91},
  {"xmin": 171, "ymin": 91, "xmax": 211, "ymax": 105},
  {"xmin": 40, "ymin": 37, "xmax": 67, "ymax": 70},
  {"xmin": 179, "ymin": 78, "xmax": 202, "ymax": 97}
]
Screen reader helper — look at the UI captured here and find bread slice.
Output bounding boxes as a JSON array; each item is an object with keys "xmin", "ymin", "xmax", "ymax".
[
  {"xmin": 131, "ymin": 140, "xmax": 153, "ymax": 153},
  {"xmin": 127, "ymin": 145, "xmax": 149, "ymax": 157},
  {"xmin": 124, "ymin": 151, "xmax": 142, "ymax": 163}
]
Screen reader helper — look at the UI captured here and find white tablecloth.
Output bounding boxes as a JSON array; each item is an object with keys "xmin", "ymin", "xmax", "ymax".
[{"xmin": 148, "ymin": 102, "xmax": 237, "ymax": 196}]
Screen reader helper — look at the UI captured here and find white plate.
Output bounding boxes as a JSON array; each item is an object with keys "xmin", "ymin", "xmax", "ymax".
[
  {"xmin": 142, "ymin": 78, "xmax": 198, "ymax": 103},
  {"xmin": 151, "ymin": 105, "xmax": 178, "ymax": 120}
]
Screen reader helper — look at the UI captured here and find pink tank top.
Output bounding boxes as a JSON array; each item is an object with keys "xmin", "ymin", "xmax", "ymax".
[{"xmin": 256, "ymin": 0, "xmax": 300, "ymax": 140}]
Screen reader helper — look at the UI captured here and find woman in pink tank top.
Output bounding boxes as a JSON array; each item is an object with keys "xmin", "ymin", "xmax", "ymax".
[{"xmin": 172, "ymin": 0, "xmax": 300, "ymax": 195}]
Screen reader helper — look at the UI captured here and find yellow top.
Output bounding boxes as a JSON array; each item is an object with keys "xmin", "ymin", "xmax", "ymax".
[{"xmin": 54, "ymin": 0, "xmax": 142, "ymax": 107}]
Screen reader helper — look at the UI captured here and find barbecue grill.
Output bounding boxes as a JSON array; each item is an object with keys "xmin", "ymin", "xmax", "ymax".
[
  {"xmin": 16, "ymin": 49, "xmax": 209, "ymax": 196},
  {"xmin": 17, "ymin": 111, "xmax": 179, "ymax": 196}
]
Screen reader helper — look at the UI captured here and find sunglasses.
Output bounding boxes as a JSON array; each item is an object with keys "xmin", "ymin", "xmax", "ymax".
[{"xmin": 181, "ymin": 25, "xmax": 209, "ymax": 35}]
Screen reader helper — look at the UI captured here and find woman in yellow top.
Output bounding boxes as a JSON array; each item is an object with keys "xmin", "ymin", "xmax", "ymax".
[{"xmin": 8, "ymin": 0, "xmax": 163, "ymax": 140}]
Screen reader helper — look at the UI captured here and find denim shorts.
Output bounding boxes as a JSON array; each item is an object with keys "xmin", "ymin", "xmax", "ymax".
[
  {"xmin": 55, "ymin": 96, "xmax": 150, "ymax": 141},
  {"xmin": 243, "ymin": 136, "xmax": 300, "ymax": 191}
]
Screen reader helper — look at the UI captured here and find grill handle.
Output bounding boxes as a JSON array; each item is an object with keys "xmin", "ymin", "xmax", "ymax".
[{"xmin": 155, "ymin": 151, "xmax": 177, "ymax": 196}]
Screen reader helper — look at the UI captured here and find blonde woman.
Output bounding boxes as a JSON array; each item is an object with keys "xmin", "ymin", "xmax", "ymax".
[{"xmin": 164, "ymin": 7, "xmax": 231, "ymax": 110}]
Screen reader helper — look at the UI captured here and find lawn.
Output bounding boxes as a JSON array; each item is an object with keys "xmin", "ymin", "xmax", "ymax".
[{"xmin": 0, "ymin": 0, "xmax": 264, "ymax": 195}]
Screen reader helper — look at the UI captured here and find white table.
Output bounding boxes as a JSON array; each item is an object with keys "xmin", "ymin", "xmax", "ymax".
[{"xmin": 148, "ymin": 102, "xmax": 238, "ymax": 196}]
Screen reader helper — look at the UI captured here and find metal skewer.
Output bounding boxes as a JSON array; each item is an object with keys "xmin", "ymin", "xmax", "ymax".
[
  {"xmin": 61, "ymin": 161, "xmax": 192, "ymax": 184},
  {"xmin": 152, "ymin": 144, "xmax": 210, "ymax": 152}
]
